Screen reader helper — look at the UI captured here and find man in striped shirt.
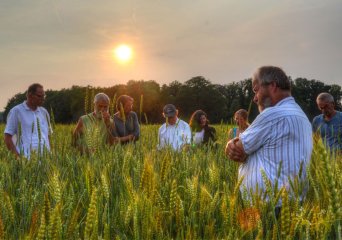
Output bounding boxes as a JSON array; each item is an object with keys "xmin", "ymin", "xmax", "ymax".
[{"xmin": 225, "ymin": 66, "xmax": 313, "ymax": 201}]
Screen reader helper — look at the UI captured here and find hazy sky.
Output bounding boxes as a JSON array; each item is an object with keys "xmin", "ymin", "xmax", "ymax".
[{"xmin": 1, "ymin": 0, "xmax": 342, "ymax": 110}]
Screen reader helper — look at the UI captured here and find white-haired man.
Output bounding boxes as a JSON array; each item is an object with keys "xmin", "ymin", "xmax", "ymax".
[
  {"xmin": 73, "ymin": 93, "xmax": 117, "ymax": 152},
  {"xmin": 225, "ymin": 66, "xmax": 313, "ymax": 208},
  {"xmin": 312, "ymin": 92, "xmax": 342, "ymax": 152}
]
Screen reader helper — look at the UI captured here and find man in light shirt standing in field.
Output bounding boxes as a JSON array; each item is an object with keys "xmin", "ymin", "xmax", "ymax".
[
  {"xmin": 158, "ymin": 104, "xmax": 192, "ymax": 151},
  {"xmin": 4, "ymin": 83, "xmax": 52, "ymax": 158},
  {"xmin": 225, "ymin": 66, "xmax": 313, "ymax": 202}
]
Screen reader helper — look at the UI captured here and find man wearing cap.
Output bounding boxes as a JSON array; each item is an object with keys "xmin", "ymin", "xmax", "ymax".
[{"xmin": 158, "ymin": 104, "xmax": 192, "ymax": 151}]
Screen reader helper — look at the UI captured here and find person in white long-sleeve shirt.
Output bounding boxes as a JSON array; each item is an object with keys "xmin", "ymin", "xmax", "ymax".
[{"xmin": 158, "ymin": 104, "xmax": 191, "ymax": 151}]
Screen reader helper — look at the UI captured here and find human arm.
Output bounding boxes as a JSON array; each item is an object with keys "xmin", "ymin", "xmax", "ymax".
[
  {"xmin": 312, "ymin": 116, "xmax": 319, "ymax": 133},
  {"xmin": 157, "ymin": 125, "xmax": 165, "ymax": 150},
  {"xmin": 311, "ymin": 116, "xmax": 322, "ymax": 143},
  {"xmin": 4, "ymin": 108, "xmax": 20, "ymax": 157},
  {"xmin": 72, "ymin": 118, "xmax": 83, "ymax": 147},
  {"xmin": 131, "ymin": 112, "xmax": 140, "ymax": 141},
  {"xmin": 225, "ymin": 137, "xmax": 247, "ymax": 163},
  {"xmin": 44, "ymin": 111, "xmax": 53, "ymax": 150},
  {"xmin": 225, "ymin": 113, "xmax": 270, "ymax": 162},
  {"xmin": 202, "ymin": 126, "xmax": 217, "ymax": 145},
  {"xmin": 181, "ymin": 122, "xmax": 192, "ymax": 151},
  {"xmin": 100, "ymin": 112, "xmax": 119, "ymax": 145},
  {"xmin": 227, "ymin": 128, "xmax": 234, "ymax": 141},
  {"xmin": 4, "ymin": 133, "xmax": 19, "ymax": 157},
  {"xmin": 208, "ymin": 126, "xmax": 217, "ymax": 143}
]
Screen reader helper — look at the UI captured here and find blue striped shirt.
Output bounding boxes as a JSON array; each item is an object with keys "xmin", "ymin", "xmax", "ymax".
[{"xmin": 239, "ymin": 97, "xmax": 312, "ymax": 196}]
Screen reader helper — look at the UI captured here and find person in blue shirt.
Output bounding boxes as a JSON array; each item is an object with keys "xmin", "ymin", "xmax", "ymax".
[
  {"xmin": 112, "ymin": 95, "xmax": 140, "ymax": 144},
  {"xmin": 312, "ymin": 92, "xmax": 342, "ymax": 152},
  {"xmin": 228, "ymin": 109, "xmax": 249, "ymax": 141}
]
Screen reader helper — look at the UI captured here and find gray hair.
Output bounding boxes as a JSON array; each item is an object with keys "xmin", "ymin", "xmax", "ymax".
[
  {"xmin": 94, "ymin": 93, "xmax": 110, "ymax": 103},
  {"xmin": 253, "ymin": 66, "xmax": 291, "ymax": 90},
  {"xmin": 317, "ymin": 92, "xmax": 334, "ymax": 103}
]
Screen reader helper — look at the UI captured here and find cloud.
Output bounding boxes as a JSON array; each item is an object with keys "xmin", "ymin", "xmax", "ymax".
[{"xmin": 0, "ymin": 0, "xmax": 341, "ymax": 110}]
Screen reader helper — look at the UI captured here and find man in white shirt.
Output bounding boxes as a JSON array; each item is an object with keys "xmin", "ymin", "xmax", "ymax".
[
  {"xmin": 158, "ymin": 104, "xmax": 191, "ymax": 151},
  {"xmin": 4, "ymin": 83, "xmax": 52, "ymax": 158},
  {"xmin": 225, "ymin": 66, "xmax": 312, "ymax": 202}
]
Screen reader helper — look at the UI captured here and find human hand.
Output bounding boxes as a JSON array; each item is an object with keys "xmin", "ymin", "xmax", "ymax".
[
  {"xmin": 225, "ymin": 137, "xmax": 247, "ymax": 163},
  {"xmin": 128, "ymin": 134, "xmax": 135, "ymax": 141},
  {"xmin": 101, "ymin": 111, "xmax": 111, "ymax": 126}
]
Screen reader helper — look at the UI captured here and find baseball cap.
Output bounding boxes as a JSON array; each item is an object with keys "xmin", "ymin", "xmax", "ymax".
[{"xmin": 163, "ymin": 104, "xmax": 177, "ymax": 117}]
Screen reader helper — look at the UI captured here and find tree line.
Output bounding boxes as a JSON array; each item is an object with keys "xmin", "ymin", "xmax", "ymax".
[{"xmin": 3, "ymin": 76, "xmax": 342, "ymax": 124}]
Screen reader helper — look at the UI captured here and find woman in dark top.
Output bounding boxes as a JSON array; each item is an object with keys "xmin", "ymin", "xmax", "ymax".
[
  {"xmin": 113, "ymin": 95, "xmax": 140, "ymax": 144},
  {"xmin": 189, "ymin": 110, "xmax": 217, "ymax": 146}
]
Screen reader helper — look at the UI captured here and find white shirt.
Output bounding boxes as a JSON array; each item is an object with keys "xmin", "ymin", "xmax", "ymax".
[
  {"xmin": 193, "ymin": 129, "xmax": 205, "ymax": 145},
  {"xmin": 239, "ymin": 97, "xmax": 312, "ymax": 197},
  {"xmin": 158, "ymin": 118, "xmax": 192, "ymax": 151},
  {"xmin": 4, "ymin": 101, "xmax": 52, "ymax": 158}
]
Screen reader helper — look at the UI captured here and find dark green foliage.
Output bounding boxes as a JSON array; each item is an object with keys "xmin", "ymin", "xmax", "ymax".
[{"xmin": 3, "ymin": 77, "xmax": 341, "ymax": 124}]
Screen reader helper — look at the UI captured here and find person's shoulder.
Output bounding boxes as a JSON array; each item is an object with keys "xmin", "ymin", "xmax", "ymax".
[
  {"xmin": 112, "ymin": 112, "xmax": 120, "ymax": 120},
  {"xmin": 207, "ymin": 125, "xmax": 216, "ymax": 132},
  {"xmin": 130, "ymin": 111, "xmax": 138, "ymax": 119},
  {"xmin": 158, "ymin": 123, "xmax": 166, "ymax": 131},
  {"xmin": 8, "ymin": 102, "xmax": 25, "ymax": 116},
  {"xmin": 178, "ymin": 119, "xmax": 190, "ymax": 127},
  {"xmin": 38, "ymin": 106, "xmax": 49, "ymax": 114},
  {"xmin": 12, "ymin": 102, "xmax": 25, "ymax": 110},
  {"xmin": 80, "ymin": 113, "xmax": 89, "ymax": 120},
  {"xmin": 312, "ymin": 114, "xmax": 323, "ymax": 123}
]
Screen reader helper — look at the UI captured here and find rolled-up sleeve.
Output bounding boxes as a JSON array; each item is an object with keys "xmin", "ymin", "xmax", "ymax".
[{"xmin": 240, "ymin": 118, "xmax": 270, "ymax": 155}]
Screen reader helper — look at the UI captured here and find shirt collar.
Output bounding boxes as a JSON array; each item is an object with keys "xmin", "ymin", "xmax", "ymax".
[
  {"xmin": 23, "ymin": 101, "xmax": 40, "ymax": 112},
  {"xmin": 166, "ymin": 117, "xmax": 179, "ymax": 127},
  {"xmin": 275, "ymin": 96, "xmax": 294, "ymax": 107}
]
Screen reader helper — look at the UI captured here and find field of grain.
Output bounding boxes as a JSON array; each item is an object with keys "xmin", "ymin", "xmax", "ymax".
[{"xmin": 0, "ymin": 124, "xmax": 341, "ymax": 239}]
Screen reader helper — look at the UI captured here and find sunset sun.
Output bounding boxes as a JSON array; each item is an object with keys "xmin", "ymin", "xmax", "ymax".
[{"xmin": 114, "ymin": 44, "xmax": 133, "ymax": 63}]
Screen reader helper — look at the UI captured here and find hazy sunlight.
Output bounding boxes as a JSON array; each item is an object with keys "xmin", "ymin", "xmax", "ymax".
[{"xmin": 114, "ymin": 44, "xmax": 133, "ymax": 63}]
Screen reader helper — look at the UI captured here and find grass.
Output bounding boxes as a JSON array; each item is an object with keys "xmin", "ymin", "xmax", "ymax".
[{"xmin": 0, "ymin": 123, "xmax": 341, "ymax": 239}]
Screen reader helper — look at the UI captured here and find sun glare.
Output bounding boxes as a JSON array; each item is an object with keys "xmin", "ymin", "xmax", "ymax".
[{"xmin": 114, "ymin": 44, "xmax": 133, "ymax": 63}]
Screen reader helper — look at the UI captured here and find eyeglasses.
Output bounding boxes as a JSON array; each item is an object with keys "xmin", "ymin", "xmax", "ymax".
[{"xmin": 34, "ymin": 93, "xmax": 46, "ymax": 98}]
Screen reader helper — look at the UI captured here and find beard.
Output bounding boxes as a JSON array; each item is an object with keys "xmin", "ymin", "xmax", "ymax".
[{"xmin": 258, "ymin": 96, "xmax": 272, "ymax": 112}]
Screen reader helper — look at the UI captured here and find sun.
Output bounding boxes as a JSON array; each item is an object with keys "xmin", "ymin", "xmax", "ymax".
[{"xmin": 114, "ymin": 44, "xmax": 133, "ymax": 63}]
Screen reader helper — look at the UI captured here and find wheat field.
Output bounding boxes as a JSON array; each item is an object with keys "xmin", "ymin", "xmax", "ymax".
[{"xmin": 0, "ymin": 123, "xmax": 341, "ymax": 239}]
